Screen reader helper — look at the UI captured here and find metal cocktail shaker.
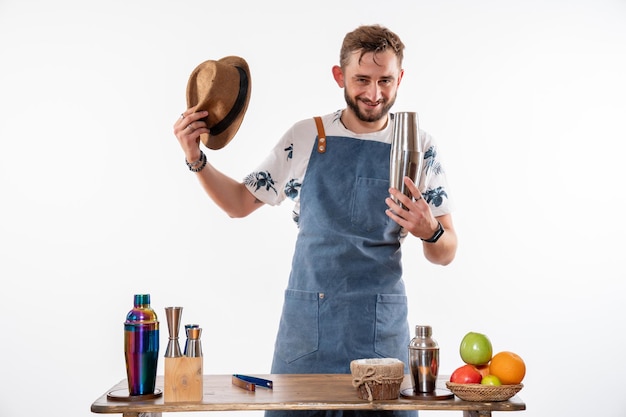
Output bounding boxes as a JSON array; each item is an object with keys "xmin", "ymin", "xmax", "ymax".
[
  {"xmin": 389, "ymin": 112, "xmax": 423, "ymax": 207},
  {"xmin": 124, "ymin": 294, "xmax": 159, "ymax": 396},
  {"xmin": 409, "ymin": 325, "xmax": 439, "ymax": 394}
]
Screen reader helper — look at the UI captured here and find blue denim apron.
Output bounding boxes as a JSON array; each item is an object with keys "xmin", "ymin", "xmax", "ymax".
[{"xmin": 267, "ymin": 122, "xmax": 416, "ymax": 417}]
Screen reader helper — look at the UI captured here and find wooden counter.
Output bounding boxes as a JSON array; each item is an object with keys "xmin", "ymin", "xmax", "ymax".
[{"xmin": 91, "ymin": 374, "xmax": 526, "ymax": 417}]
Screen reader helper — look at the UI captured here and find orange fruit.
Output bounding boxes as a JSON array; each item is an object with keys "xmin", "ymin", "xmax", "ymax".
[
  {"xmin": 488, "ymin": 351, "xmax": 526, "ymax": 384},
  {"xmin": 475, "ymin": 364, "xmax": 490, "ymax": 378}
]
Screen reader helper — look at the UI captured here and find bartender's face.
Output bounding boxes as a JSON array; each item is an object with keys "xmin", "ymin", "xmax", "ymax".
[{"xmin": 341, "ymin": 50, "xmax": 404, "ymax": 123}]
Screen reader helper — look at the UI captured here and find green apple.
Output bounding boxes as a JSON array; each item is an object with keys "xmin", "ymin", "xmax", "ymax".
[
  {"xmin": 481, "ymin": 375, "xmax": 502, "ymax": 386},
  {"xmin": 459, "ymin": 331, "xmax": 493, "ymax": 365}
]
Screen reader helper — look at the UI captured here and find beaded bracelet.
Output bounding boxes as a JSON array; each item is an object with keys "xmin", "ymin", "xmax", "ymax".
[
  {"xmin": 185, "ymin": 151, "xmax": 204, "ymax": 168},
  {"xmin": 186, "ymin": 151, "xmax": 207, "ymax": 173}
]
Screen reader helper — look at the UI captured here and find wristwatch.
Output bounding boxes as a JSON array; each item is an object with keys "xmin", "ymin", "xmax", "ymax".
[{"xmin": 422, "ymin": 221, "xmax": 444, "ymax": 243}]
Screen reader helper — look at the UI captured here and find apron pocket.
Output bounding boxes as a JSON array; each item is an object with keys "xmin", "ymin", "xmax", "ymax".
[
  {"xmin": 351, "ymin": 177, "xmax": 391, "ymax": 233},
  {"xmin": 274, "ymin": 289, "xmax": 320, "ymax": 363},
  {"xmin": 374, "ymin": 293, "xmax": 409, "ymax": 359}
]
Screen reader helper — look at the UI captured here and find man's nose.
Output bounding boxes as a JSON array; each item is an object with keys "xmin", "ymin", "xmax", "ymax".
[{"xmin": 363, "ymin": 83, "xmax": 383, "ymax": 102}]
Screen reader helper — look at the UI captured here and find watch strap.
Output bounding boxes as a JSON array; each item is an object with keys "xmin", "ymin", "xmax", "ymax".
[{"xmin": 422, "ymin": 221, "xmax": 444, "ymax": 243}]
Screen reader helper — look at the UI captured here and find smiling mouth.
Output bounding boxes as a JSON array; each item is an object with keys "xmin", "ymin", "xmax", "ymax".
[{"xmin": 361, "ymin": 99, "xmax": 382, "ymax": 108}]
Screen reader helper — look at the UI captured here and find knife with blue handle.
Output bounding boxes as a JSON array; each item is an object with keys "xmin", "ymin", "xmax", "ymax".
[{"xmin": 231, "ymin": 374, "xmax": 273, "ymax": 391}]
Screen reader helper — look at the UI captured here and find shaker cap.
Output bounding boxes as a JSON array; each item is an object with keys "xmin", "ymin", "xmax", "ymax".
[
  {"xmin": 134, "ymin": 294, "xmax": 151, "ymax": 306},
  {"xmin": 409, "ymin": 325, "xmax": 438, "ymax": 349},
  {"xmin": 416, "ymin": 325, "xmax": 432, "ymax": 338},
  {"xmin": 126, "ymin": 294, "xmax": 158, "ymax": 324}
]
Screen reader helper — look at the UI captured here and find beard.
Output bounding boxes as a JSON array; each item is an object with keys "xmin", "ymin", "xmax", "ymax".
[{"xmin": 344, "ymin": 90, "xmax": 397, "ymax": 123}]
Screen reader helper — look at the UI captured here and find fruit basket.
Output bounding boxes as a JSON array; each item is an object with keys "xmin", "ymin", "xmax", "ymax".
[{"xmin": 445, "ymin": 382, "xmax": 523, "ymax": 402}]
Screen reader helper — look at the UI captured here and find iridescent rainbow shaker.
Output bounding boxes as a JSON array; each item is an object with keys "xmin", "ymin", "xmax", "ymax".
[{"xmin": 124, "ymin": 294, "xmax": 159, "ymax": 396}]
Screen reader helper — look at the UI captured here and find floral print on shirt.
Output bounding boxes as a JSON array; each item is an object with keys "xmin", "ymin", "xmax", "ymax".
[{"xmin": 244, "ymin": 171, "xmax": 277, "ymax": 194}]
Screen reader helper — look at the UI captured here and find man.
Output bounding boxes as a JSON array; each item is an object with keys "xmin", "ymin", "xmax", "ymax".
[{"xmin": 174, "ymin": 24, "xmax": 457, "ymax": 417}]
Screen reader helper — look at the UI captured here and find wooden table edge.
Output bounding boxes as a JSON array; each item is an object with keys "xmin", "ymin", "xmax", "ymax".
[{"xmin": 91, "ymin": 374, "xmax": 526, "ymax": 414}]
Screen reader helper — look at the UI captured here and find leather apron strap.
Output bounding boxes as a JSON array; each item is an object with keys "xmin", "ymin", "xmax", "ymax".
[{"xmin": 314, "ymin": 116, "xmax": 326, "ymax": 153}]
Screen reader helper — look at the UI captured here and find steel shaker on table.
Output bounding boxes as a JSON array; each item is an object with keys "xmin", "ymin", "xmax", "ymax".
[{"xmin": 403, "ymin": 325, "xmax": 454, "ymax": 400}]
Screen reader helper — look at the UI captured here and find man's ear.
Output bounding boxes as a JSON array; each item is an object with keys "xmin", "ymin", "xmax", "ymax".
[
  {"xmin": 397, "ymin": 69, "xmax": 405, "ymax": 87},
  {"xmin": 332, "ymin": 65, "xmax": 345, "ymax": 88}
]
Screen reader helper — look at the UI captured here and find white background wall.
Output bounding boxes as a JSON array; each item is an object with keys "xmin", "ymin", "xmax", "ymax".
[{"xmin": 1, "ymin": 1, "xmax": 625, "ymax": 416}]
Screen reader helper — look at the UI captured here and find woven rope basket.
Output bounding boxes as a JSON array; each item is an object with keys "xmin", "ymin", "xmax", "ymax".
[
  {"xmin": 445, "ymin": 382, "xmax": 523, "ymax": 401},
  {"xmin": 350, "ymin": 358, "xmax": 404, "ymax": 401}
]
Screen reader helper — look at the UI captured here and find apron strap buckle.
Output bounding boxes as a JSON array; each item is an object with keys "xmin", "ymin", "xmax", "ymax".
[{"xmin": 314, "ymin": 116, "xmax": 326, "ymax": 153}]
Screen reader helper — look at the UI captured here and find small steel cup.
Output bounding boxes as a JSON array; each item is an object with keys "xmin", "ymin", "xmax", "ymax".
[{"xmin": 185, "ymin": 327, "xmax": 203, "ymax": 357}]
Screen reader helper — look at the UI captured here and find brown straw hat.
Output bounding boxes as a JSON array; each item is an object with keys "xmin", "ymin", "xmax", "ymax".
[{"xmin": 186, "ymin": 56, "xmax": 251, "ymax": 150}]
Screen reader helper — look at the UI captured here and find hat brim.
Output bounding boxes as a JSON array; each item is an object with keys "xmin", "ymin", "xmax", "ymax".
[{"xmin": 186, "ymin": 56, "xmax": 251, "ymax": 150}]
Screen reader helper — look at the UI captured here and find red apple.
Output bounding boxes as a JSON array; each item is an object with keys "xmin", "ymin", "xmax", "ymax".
[{"xmin": 450, "ymin": 364, "xmax": 482, "ymax": 384}]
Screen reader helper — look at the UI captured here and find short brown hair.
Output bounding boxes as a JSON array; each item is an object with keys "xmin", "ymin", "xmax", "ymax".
[{"xmin": 339, "ymin": 24, "xmax": 405, "ymax": 68}]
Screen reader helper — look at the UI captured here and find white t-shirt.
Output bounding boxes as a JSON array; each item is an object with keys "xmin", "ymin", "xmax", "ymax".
[{"xmin": 244, "ymin": 110, "xmax": 453, "ymax": 225}]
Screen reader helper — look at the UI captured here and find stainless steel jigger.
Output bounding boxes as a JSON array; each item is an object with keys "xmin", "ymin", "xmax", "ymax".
[
  {"xmin": 164, "ymin": 306, "xmax": 183, "ymax": 358},
  {"xmin": 390, "ymin": 112, "xmax": 423, "ymax": 208}
]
